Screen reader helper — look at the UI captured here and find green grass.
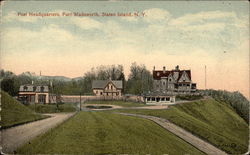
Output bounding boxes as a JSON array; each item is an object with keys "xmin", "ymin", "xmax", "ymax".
[
  {"xmin": 111, "ymin": 99, "xmax": 249, "ymax": 154},
  {"xmin": 27, "ymin": 103, "xmax": 77, "ymax": 113},
  {"xmin": 0, "ymin": 91, "xmax": 48, "ymax": 129},
  {"xmin": 17, "ymin": 111, "xmax": 204, "ymax": 155},
  {"xmin": 85, "ymin": 100, "xmax": 148, "ymax": 107}
]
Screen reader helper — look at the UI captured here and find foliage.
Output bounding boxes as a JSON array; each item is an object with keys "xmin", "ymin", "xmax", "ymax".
[
  {"xmin": 176, "ymin": 94, "xmax": 203, "ymax": 101},
  {"xmin": 0, "ymin": 91, "xmax": 48, "ymax": 129},
  {"xmin": 17, "ymin": 112, "xmax": 204, "ymax": 154},
  {"xmin": 126, "ymin": 62, "xmax": 153, "ymax": 94},
  {"xmin": 201, "ymin": 89, "xmax": 249, "ymax": 122},
  {"xmin": 27, "ymin": 103, "xmax": 77, "ymax": 113},
  {"xmin": 0, "ymin": 63, "xmax": 153, "ymax": 96},
  {"xmin": 113, "ymin": 99, "xmax": 249, "ymax": 154}
]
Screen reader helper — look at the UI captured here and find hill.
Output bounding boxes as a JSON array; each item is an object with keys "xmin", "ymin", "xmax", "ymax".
[
  {"xmin": 0, "ymin": 91, "xmax": 48, "ymax": 129},
  {"xmin": 17, "ymin": 112, "xmax": 204, "ymax": 154},
  {"xmin": 113, "ymin": 99, "xmax": 249, "ymax": 154}
]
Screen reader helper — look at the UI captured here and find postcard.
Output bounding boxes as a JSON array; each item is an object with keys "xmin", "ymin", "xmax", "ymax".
[{"xmin": 0, "ymin": 1, "xmax": 249, "ymax": 154}]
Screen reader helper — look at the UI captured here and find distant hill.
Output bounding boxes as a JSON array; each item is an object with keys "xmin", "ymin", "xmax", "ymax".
[
  {"xmin": 0, "ymin": 91, "xmax": 48, "ymax": 129},
  {"xmin": 39, "ymin": 75, "xmax": 72, "ymax": 81},
  {"xmin": 19, "ymin": 72, "xmax": 82, "ymax": 82}
]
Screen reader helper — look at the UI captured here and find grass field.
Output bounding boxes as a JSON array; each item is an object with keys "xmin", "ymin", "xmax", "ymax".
[
  {"xmin": 27, "ymin": 103, "xmax": 77, "ymax": 113},
  {"xmin": 85, "ymin": 100, "xmax": 149, "ymax": 107},
  {"xmin": 17, "ymin": 111, "xmax": 204, "ymax": 154},
  {"xmin": 0, "ymin": 91, "xmax": 48, "ymax": 129},
  {"xmin": 111, "ymin": 99, "xmax": 249, "ymax": 154}
]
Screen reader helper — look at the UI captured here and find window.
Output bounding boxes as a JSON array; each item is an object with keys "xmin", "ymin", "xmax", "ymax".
[
  {"xmin": 40, "ymin": 86, "xmax": 44, "ymax": 92},
  {"xmin": 169, "ymin": 79, "xmax": 171, "ymax": 82},
  {"xmin": 157, "ymin": 72, "xmax": 160, "ymax": 76},
  {"xmin": 116, "ymin": 92, "xmax": 119, "ymax": 95},
  {"xmin": 100, "ymin": 92, "xmax": 103, "ymax": 95},
  {"xmin": 111, "ymin": 85, "xmax": 113, "ymax": 89},
  {"xmin": 96, "ymin": 91, "xmax": 98, "ymax": 94},
  {"xmin": 163, "ymin": 82, "xmax": 165, "ymax": 85},
  {"xmin": 24, "ymin": 86, "xmax": 28, "ymax": 91}
]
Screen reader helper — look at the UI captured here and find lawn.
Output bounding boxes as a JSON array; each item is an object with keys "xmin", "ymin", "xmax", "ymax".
[
  {"xmin": 0, "ymin": 91, "xmax": 48, "ymax": 129},
  {"xmin": 27, "ymin": 103, "xmax": 77, "ymax": 113},
  {"xmin": 110, "ymin": 99, "xmax": 249, "ymax": 154},
  {"xmin": 17, "ymin": 111, "xmax": 204, "ymax": 154},
  {"xmin": 85, "ymin": 100, "xmax": 149, "ymax": 107}
]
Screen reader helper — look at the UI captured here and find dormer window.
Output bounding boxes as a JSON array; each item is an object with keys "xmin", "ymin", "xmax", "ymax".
[
  {"xmin": 24, "ymin": 86, "xmax": 28, "ymax": 91},
  {"xmin": 157, "ymin": 72, "xmax": 160, "ymax": 76}
]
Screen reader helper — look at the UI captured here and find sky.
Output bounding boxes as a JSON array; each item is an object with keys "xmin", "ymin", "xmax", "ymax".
[{"xmin": 0, "ymin": 1, "xmax": 249, "ymax": 99}]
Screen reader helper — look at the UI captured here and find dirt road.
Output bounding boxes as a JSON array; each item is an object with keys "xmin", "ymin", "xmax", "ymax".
[
  {"xmin": 1, "ymin": 112, "xmax": 76, "ymax": 154},
  {"xmin": 117, "ymin": 112, "xmax": 227, "ymax": 155}
]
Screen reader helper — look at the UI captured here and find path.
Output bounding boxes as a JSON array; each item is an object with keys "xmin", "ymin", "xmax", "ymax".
[
  {"xmin": 116, "ymin": 112, "xmax": 227, "ymax": 155},
  {"xmin": 1, "ymin": 112, "xmax": 76, "ymax": 154}
]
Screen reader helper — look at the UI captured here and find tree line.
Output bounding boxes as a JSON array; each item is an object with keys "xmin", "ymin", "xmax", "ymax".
[{"xmin": 0, "ymin": 62, "xmax": 153, "ymax": 96}]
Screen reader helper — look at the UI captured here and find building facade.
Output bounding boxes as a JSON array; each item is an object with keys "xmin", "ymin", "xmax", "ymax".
[
  {"xmin": 18, "ymin": 85, "xmax": 53, "ymax": 104},
  {"xmin": 92, "ymin": 80, "xmax": 123, "ymax": 97},
  {"xmin": 153, "ymin": 65, "xmax": 197, "ymax": 93}
]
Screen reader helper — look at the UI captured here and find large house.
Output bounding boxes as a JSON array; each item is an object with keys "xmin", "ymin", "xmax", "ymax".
[
  {"xmin": 18, "ymin": 84, "xmax": 55, "ymax": 104},
  {"xmin": 153, "ymin": 65, "xmax": 196, "ymax": 93},
  {"xmin": 144, "ymin": 65, "xmax": 196, "ymax": 105},
  {"xmin": 92, "ymin": 80, "xmax": 123, "ymax": 97}
]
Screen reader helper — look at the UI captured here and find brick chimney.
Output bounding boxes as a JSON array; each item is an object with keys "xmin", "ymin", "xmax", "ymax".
[
  {"xmin": 163, "ymin": 66, "xmax": 166, "ymax": 73},
  {"xmin": 175, "ymin": 65, "xmax": 179, "ymax": 71}
]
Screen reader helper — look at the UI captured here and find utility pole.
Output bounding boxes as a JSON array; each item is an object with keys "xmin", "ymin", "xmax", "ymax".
[
  {"xmin": 205, "ymin": 65, "xmax": 207, "ymax": 90},
  {"xmin": 79, "ymin": 92, "xmax": 81, "ymax": 111}
]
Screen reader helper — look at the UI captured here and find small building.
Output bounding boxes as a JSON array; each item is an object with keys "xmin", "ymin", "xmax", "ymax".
[
  {"xmin": 144, "ymin": 92, "xmax": 176, "ymax": 105},
  {"xmin": 18, "ymin": 85, "xmax": 51, "ymax": 104},
  {"xmin": 92, "ymin": 80, "xmax": 123, "ymax": 97}
]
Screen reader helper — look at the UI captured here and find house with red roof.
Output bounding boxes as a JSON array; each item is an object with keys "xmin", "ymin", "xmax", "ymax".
[{"xmin": 153, "ymin": 65, "xmax": 196, "ymax": 93}]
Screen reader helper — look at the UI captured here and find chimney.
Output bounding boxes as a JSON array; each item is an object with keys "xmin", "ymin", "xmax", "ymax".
[
  {"xmin": 175, "ymin": 65, "xmax": 179, "ymax": 70},
  {"xmin": 163, "ymin": 66, "xmax": 166, "ymax": 73},
  {"xmin": 153, "ymin": 66, "xmax": 155, "ymax": 71}
]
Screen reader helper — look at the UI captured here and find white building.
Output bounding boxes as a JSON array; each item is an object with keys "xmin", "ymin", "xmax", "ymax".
[{"xmin": 92, "ymin": 80, "xmax": 123, "ymax": 97}]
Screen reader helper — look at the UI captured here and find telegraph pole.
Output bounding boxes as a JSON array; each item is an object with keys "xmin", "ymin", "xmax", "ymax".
[{"xmin": 205, "ymin": 65, "xmax": 207, "ymax": 90}]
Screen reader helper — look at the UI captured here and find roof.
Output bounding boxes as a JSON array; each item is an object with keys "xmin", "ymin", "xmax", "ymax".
[
  {"xmin": 19, "ymin": 85, "xmax": 49, "ymax": 92},
  {"xmin": 92, "ymin": 80, "xmax": 123, "ymax": 89},
  {"xmin": 153, "ymin": 69, "xmax": 191, "ymax": 81}
]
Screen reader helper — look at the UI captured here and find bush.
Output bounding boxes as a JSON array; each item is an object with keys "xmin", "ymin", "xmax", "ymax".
[
  {"xmin": 176, "ymin": 94, "xmax": 203, "ymax": 101},
  {"xmin": 27, "ymin": 103, "xmax": 76, "ymax": 113}
]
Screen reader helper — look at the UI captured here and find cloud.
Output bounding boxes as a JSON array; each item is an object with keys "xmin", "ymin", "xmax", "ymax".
[
  {"xmin": 170, "ymin": 11, "xmax": 236, "ymax": 26},
  {"xmin": 70, "ymin": 17, "xmax": 103, "ymax": 30},
  {"xmin": 143, "ymin": 8, "xmax": 171, "ymax": 23}
]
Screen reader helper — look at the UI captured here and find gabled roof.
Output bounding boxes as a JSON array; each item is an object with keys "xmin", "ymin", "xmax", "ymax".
[
  {"xmin": 177, "ymin": 70, "xmax": 191, "ymax": 81},
  {"xmin": 92, "ymin": 80, "xmax": 123, "ymax": 89},
  {"xmin": 153, "ymin": 69, "xmax": 191, "ymax": 81},
  {"xmin": 19, "ymin": 84, "xmax": 49, "ymax": 92}
]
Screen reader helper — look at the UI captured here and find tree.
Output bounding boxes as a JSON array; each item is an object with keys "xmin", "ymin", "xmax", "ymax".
[
  {"xmin": 1, "ymin": 78, "xmax": 15, "ymax": 96},
  {"xmin": 126, "ymin": 62, "xmax": 153, "ymax": 95}
]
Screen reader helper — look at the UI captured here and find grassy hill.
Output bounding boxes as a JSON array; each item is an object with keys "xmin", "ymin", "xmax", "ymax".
[
  {"xmin": 17, "ymin": 111, "xmax": 204, "ymax": 154},
  {"xmin": 112, "ymin": 99, "xmax": 249, "ymax": 154},
  {"xmin": 0, "ymin": 91, "xmax": 48, "ymax": 129},
  {"xmin": 85, "ymin": 100, "xmax": 149, "ymax": 107}
]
